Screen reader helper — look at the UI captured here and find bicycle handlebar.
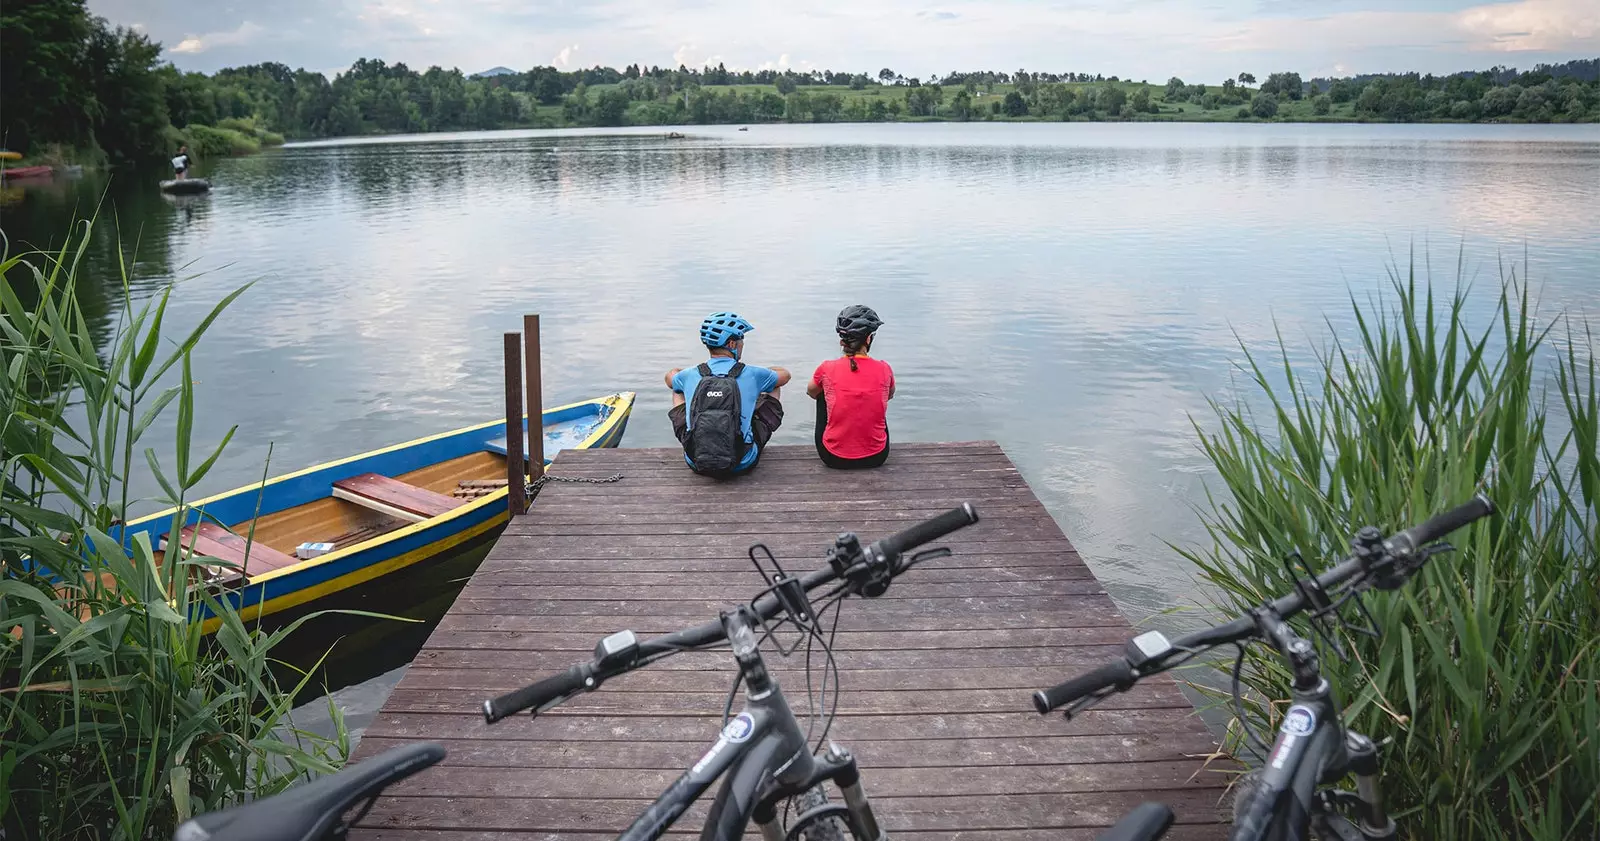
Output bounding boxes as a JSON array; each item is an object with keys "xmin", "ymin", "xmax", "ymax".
[
  {"xmin": 1033, "ymin": 494, "xmax": 1494, "ymax": 714},
  {"xmin": 1386, "ymin": 492, "xmax": 1495, "ymax": 556},
  {"xmin": 483, "ymin": 503, "xmax": 980, "ymax": 723}
]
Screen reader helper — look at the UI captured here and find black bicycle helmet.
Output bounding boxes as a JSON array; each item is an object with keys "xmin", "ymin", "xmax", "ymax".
[{"xmin": 836, "ymin": 305, "xmax": 884, "ymax": 343}]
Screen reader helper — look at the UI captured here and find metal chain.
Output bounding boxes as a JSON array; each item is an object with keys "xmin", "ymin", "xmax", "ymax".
[{"xmin": 525, "ymin": 471, "xmax": 624, "ymax": 500}]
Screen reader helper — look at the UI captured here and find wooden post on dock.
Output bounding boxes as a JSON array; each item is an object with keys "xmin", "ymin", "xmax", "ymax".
[
  {"xmin": 522, "ymin": 314, "xmax": 545, "ymax": 481},
  {"xmin": 502, "ymin": 332, "xmax": 527, "ymax": 516}
]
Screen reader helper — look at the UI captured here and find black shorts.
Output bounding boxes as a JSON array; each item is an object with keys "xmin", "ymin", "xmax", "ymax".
[
  {"xmin": 814, "ymin": 396, "xmax": 889, "ymax": 469},
  {"xmin": 669, "ymin": 393, "xmax": 784, "ymax": 452}
]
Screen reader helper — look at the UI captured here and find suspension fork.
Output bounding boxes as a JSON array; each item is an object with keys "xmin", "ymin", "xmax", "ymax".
[
  {"xmin": 1340, "ymin": 731, "xmax": 1395, "ymax": 840},
  {"xmin": 750, "ymin": 744, "xmax": 885, "ymax": 841}
]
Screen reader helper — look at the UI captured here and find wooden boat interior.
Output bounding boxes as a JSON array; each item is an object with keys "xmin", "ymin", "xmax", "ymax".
[{"xmin": 155, "ymin": 450, "xmax": 509, "ymax": 581}]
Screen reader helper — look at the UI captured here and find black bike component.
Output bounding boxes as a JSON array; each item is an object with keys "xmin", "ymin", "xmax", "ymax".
[
  {"xmin": 173, "ymin": 743, "xmax": 444, "ymax": 841},
  {"xmin": 1034, "ymin": 497, "xmax": 1496, "ymax": 841},
  {"xmin": 1032, "ymin": 658, "xmax": 1135, "ymax": 714},
  {"xmin": 596, "ymin": 630, "xmax": 641, "ymax": 669},
  {"xmin": 1386, "ymin": 492, "xmax": 1494, "ymax": 556},
  {"xmin": 874, "ymin": 502, "xmax": 980, "ymax": 565},
  {"xmin": 482, "ymin": 663, "xmax": 594, "ymax": 723},
  {"xmin": 750, "ymin": 543, "xmax": 817, "ymax": 634},
  {"xmin": 1097, "ymin": 802, "xmax": 1175, "ymax": 841}
]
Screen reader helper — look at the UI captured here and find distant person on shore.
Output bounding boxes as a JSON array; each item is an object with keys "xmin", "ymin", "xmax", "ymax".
[
  {"xmin": 171, "ymin": 146, "xmax": 191, "ymax": 179},
  {"xmin": 807, "ymin": 306, "xmax": 892, "ymax": 469},
  {"xmin": 665, "ymin": 312, "xmax": 791, "ymax": 476}
]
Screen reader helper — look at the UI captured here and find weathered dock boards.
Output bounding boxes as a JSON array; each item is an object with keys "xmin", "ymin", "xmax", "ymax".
[{"xmin": 350, "ymin": 442, "xmax": 1229, "ymax": 840}]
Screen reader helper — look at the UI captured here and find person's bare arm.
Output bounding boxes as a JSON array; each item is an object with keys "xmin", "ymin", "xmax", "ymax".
[
  {"xmin": 806, "ymin": 378, "xmax": 823, "ymax": 399},
  {"xmin": 888, "ymin": 382, "xmax": 896, "ymax": 400},
  {"xmin": 664, "ymin": 368, "xmax": 682, "ymax": 388},
  {"xmin": 770, "ymin": 366, "xmax": 792, "ymax": 388}
]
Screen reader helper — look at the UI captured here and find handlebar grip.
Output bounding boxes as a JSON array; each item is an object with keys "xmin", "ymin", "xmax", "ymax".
[
  {"xmin": 875, "ymin": 503, "xmax": 980, "ymax": 560},
  {"xmin": 1387, "ymin": 492, "xmax": 1495, "ymax": 555},
  {"xmin": 1033, "ymin": 659, "xmax": 1136, "ymax": 714},
  {"xmin": 483, "ymin": 664, "xmax": 591, "ymax": 723}
]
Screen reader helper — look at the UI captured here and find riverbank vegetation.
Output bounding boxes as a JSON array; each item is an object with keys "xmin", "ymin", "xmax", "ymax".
[
  {"xmin": 1183, "ymin": 263, "xmax": 1598, "ymax": 838},
  {"xmin": 4, "ymin": 1, "xmax": 1595, "ymax": 162},
  {"xmin": 1, "ymin": 222, "xmax": 348, "ymax": 839}
]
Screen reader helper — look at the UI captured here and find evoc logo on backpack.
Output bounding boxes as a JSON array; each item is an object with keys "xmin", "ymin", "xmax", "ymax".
[{"xmin": 684, "ymin": 362, "xmax": 746, "ymax": 476}]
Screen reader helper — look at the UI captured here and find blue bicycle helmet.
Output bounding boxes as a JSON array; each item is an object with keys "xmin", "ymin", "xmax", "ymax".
[{"xmin": 700, "ymin": 312, "xmax": 755, "ymax": 348}]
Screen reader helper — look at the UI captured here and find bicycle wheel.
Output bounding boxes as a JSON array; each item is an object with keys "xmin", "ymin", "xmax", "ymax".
[{"xmin": 785, "ymin": 786, "xmax": 864, "ymax": 841}]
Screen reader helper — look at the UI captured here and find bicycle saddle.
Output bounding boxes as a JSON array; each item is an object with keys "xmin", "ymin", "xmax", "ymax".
[
  {"xmin": 1097, "ymin": 802, "xmax": 1175, "ymax": 841},
  {"xmin": 174, "ymin": 743, "xmax": 445, "ymax": 841}
]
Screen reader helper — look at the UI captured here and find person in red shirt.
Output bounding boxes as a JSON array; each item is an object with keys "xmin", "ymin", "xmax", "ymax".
[{"xmin": 807, "ymin": 305, "xmax": 894, "ymax": 469}]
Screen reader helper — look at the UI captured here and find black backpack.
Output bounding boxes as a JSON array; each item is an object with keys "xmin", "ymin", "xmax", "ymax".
[{"xmin": 684, "ymin": 362, "xmax": 747, "ymax": 476}]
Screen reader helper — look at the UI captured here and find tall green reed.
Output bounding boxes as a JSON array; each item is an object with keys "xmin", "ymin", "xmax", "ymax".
[
  {"xmin": 1, "ymin": 221, "xmax": 349, "ymax": 840},
  {"xmin": 1182, "ymin": 256, "xmax": 1598, "ymax": 839}
]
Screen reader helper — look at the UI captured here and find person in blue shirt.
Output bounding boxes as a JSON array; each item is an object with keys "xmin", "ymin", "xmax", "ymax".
[{"xmin": 665, "ymin": 312, "xmax": 791, "ymax": 473}]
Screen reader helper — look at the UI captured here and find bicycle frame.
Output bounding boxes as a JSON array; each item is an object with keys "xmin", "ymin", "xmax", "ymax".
[
  {"xmin": 1232, "ymin": 610, "xmax": 1395, "ymax": 841},
  {"xmin": 617, "ymin": 608, "xmax": 883, "ymax": 841}
]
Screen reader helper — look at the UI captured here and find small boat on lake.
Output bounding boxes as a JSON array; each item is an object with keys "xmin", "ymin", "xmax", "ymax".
[
  {"xmin": 160, "ymin": 178, "xmax": 211, "ymax": 194},
  {"xmin": 115, "ymin": 392, "xmax": 634, "ymax": 632}
]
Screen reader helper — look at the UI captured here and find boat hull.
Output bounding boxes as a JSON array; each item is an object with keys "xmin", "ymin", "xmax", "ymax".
[
  {"xmin": 115, "ymin": 392, "xmax": 635, "ymax": 632},
  {"xmin": 160, "ymin": 178, "xmax": 211, "ymax": 194}
]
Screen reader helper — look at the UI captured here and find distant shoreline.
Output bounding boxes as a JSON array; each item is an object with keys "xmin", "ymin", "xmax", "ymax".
[{"xmin": 279, "ymin": 118, "xmax": 1599, "ymax": 149}]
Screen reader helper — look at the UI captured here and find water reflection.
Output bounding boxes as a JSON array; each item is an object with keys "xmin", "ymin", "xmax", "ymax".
[{"xmin": 2, "ymin": 124, "xmax": 1596, "ymax": 655}]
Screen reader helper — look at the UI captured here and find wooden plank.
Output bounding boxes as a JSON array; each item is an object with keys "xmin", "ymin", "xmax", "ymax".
[
  {"xmin": 333, "ymin": 473, "xmax": 465, "ymax": 519},
  {"xmin": 347, "ymin": 444, "xmax": 1225, "ymax": 840},
  {"xmin": 168, "ymin": 522, "xmax": 298, "ymax": 573},
  {"xmin": 386, "ymin": 666, "xmax": 1192, "ymax": 700},
  {"xmin": 362, "ymin": 707, "xmax": 1210, "ymax": 743}
]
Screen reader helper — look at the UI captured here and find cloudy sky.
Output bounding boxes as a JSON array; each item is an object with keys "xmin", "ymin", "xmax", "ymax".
[{"xmin": 91, "ymin": 0, "xmax": 1599, "ymax": 80}]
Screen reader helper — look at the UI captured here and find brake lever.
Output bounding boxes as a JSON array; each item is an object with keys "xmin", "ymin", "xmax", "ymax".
[
  {"xmin": 1060, "ymin": 688, "xmax": 1114, "ymax": 721},
  {"xmin": 899, "ymin": 546, "xmax": 951, "ymax": 573}
]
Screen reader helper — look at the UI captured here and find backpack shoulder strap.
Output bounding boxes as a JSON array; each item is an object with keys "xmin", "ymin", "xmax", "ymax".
[
  {"xmin": 727, "ymin": 362, "xmax": 745, "ymax": 378},
  {"xmin": 697, "ymin": 362, "xmax": 713, "ymax": 377}
]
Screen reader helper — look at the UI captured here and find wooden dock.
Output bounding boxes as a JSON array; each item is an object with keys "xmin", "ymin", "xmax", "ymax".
[{"xmin": 350, "ymin": 442, "xmax": 1229, "ymax": 839}]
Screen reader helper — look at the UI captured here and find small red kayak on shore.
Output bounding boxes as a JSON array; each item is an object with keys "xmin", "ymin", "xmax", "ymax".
[{"xmin": 2, "ymin": 165, "xmax": 54, "ymax": 179}]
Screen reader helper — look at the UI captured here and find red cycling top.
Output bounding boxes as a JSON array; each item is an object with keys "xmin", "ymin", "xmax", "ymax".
[{"xmin": 812, "ymin": 356, "xmax": 894, "ymax": 459}]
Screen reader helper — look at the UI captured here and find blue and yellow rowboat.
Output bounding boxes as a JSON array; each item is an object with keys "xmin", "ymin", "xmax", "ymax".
[{"xmin": 117, "ymin": 392, "xmax": 633, "ymax": 632}]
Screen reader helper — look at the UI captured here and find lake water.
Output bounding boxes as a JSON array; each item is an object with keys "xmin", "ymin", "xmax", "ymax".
[{"xmin": 4, "ymin": 122, "xmax": 1597, "ymax": 731}]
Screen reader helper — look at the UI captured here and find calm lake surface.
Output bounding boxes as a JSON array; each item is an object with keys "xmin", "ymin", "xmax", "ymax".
[{"xmin": 4, "ymin": 122, "xmax": 1597, "ymax": 731}]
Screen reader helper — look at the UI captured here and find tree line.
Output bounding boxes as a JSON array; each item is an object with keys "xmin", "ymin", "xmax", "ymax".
[{"xmin": 3, "ymin": 0, "xmax": 1595, "ymax": 164}]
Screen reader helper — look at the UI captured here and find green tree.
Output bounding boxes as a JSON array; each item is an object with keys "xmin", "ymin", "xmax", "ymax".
[
  {"xmin": 1131, "ymin": 86, "xmax": 1152, "ymax": 113},
  {"xmin": 1313, "ymin": 94, "xmax": 1332, "ymax": 115},
  {"xmin": 1164, "ymin": 77, "xmax": 1186, "ymax": 100},
  {"xmin": 0, "ymin": 0, "xmax": 94, "ymax": 153},
  {"xmin": 775, "ymin": 74, "xmax": 797, "ymax": 95},
  {"xmin": 594, "ymin": 88, "xmax": 630, "ymax": 126},
  {"xmin": 949, "ymin": 89, "xmax": 974, "ymax": 120},
  {"xmin": 84, "ymin": 19, "xmax": 169, "ymax": 161},
  {"xmin": 1095, "ymin": 84, "xmax": 1127, "ymax": 116},
  {"xmin": 1238, "ymin": 72, "xmax": 1256, "ymax": 86},
  {"xmin": 1002, "ymin": 90, "xmax": 1028, "ymax": 117},
  {"xmin": 1261, "ymin": 71, "xmax": 1304, "ymax": 100},
  {"xmin": 849, "ymin": 74, "xmax": 869, "ymax": 90},
  {"xmin": 1329, "ymin": 79, "xmax": 1358, "ymax": 103},
  {"xmin": 878, "ymin": 67, "xmax": 896, "ymax": 83},
  {"xmin": 1480, "ymin": 85, "xmax": 1521, "ymax": 118},
  {"xmin": 1251, "ymin": 92, "xmax": 1279, "ymax": 118}
]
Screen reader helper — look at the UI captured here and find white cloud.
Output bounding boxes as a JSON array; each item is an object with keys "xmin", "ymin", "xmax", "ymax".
[
  {"xmin": 1457, "ymin": 0, "xmax": 1600, "ymax": 52},
  {"xmin": 169, "ymin": 20, "xmax": 263, "ymax": 55},
  {"xmin": 95, "ymin": 0, "xmax": 1600, "ymax": 79},
  {"xmin": 1215, "ymin": 0, "xmax": 1600, "ymax": 56}
]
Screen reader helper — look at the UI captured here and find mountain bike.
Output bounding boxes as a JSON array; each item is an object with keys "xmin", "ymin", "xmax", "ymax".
[
  {"xmin": 173, "ymin": 503, "xmax": 981, "ymax": 841},
  {"xmin": 1033, "ymin": 494, "xmax": 1495, "ymax": 841}
]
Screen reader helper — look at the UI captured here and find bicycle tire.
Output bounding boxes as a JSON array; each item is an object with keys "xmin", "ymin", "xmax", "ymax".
[
  {"xmin": 1229, "ymin": 770, "xmax": 1271, "ymax": 825},
  {"xmin": 786, "ymin": 786, "xmax": 862, "ymax": 841}
]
